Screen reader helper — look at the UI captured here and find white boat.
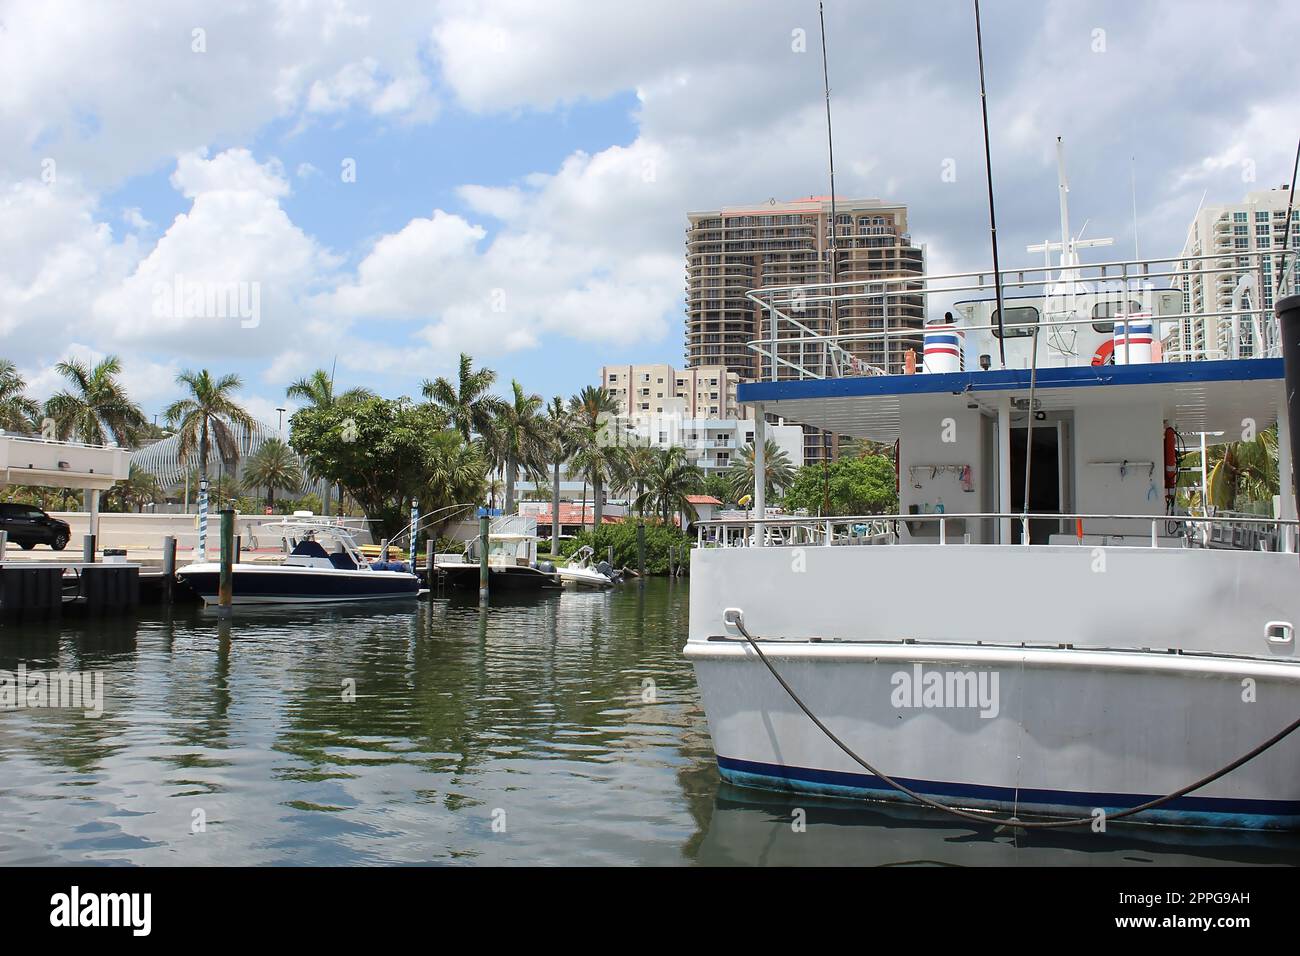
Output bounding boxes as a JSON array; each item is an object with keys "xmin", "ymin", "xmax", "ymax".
[
  {"xmin": 177, "ymin": 520, "xmax": 419, "ymax": 605},
  {"xmin": 686, "ymin": 174, "xmax": 1300, "ymax": 830},
  {"xmin": 557, "ymin": 546, "xmax": 618, "ymax": 589},
  {"xmin": 433, "ymin": 515, "xmax": 561, "ymax": 591}
]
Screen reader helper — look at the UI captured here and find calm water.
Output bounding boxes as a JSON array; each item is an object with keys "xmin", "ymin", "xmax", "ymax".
[{"xmin": 1, "ymin": 579, "xmax": 1296, "ymax": 866}]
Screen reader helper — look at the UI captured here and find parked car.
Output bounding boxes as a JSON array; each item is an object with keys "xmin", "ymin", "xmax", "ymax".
[{"xmin": 0, "ymin": 502, "xmax": 71, "ymax": 550}]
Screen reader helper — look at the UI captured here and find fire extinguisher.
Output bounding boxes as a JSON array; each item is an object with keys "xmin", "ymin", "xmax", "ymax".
[{"xmin": 1163, "ymin": 425, "xmax": 1179, "ymax": 506}]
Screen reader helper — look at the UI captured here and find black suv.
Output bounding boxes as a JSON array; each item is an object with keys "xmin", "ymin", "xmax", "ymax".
[{"xmin": 0, "ymin": 502, "xmax": 71, "ymax": 550}]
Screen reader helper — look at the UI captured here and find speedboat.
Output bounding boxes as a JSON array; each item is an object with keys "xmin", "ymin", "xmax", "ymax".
[
  {"xmin": 557, "ymin": 546, "xmax": 618, "ymax": 589},
  {"xmin": 685, "ymin": 181, "xmax": 1300, "ymax": 830},
  {"xmin": 434, "ymin": 516, "xmax": 560, "ymax": 591},
  {"xmin": 177, "ymin": 520, "xmax": 419, "ymax": 605}
]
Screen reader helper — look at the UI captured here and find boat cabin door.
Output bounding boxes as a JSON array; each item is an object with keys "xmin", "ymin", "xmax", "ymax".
[{"xmin": 1010, "ymin": 417, "xmax": 1073, "ymax": 544}]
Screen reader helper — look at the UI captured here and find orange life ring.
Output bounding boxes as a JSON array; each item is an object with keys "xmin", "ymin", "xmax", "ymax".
[{"xmin": 1091, "ymin": 340, "xmax": 1114, "ymax": 366}]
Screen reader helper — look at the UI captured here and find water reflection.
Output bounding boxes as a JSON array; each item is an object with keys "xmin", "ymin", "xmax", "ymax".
[{"xmin": 0, "ymin": 581, "xmax": 1294, "ymax": 866}]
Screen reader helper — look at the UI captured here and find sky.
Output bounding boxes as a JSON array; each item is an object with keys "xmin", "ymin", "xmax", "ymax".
[{"xmin": 1, "ymin": 0, "xmax": 1296, "ymax": 431}]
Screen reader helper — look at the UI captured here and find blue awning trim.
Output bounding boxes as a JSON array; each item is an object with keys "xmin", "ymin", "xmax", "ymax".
[{"xmin": 738, "ymin": 358, "xmax": 1284, "ymax": 404}]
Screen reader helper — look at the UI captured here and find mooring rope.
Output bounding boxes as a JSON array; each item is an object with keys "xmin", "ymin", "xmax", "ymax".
[{"xmin": 728, "ymin": 617, "xmax": 1300, "ymax": 830}]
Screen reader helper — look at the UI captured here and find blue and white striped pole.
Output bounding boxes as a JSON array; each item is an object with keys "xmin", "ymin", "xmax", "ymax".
[
  {"xmin": 198, "ymin": 477, "xmax": 210, "ymax": 560},
  {"xmin": 410, "ymin": 501, "xmax": 419, "ymax": 567}
]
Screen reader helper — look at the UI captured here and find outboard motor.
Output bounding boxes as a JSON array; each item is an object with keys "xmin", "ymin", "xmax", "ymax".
[
  {"xmin": 1276, "ymin": 293, "xmax": 1300, "ymax": 561},
  {"xmin": 537, "ymin": 559, "xmax": 556, "ymax": 573}
]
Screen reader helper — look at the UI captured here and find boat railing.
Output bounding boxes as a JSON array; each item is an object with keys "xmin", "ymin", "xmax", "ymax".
[
  {"xmin": 746, "ymin": 248, "xmax": 1296, "ymax": 380},
  {"xmin": 694, "ymin": 511, "xmax": 1300, "ymax": 553}
]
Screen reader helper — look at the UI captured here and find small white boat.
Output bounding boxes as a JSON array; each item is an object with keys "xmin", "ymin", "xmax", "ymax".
[
  {"xmin": 177, "ymin": 520, "xmax": 419, "ymax": 606},
  {"xmin": 557, "ymin": 546, "xmax": 617, "ymax": 589}
]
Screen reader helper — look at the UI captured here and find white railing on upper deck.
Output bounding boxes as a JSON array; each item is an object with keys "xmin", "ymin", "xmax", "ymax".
[
  {"xmin": 747, "ymin": 248, "xmax": 1298, "ymax": 380},
  {"xmin": 695, "ymin": 511, "xmax": 1300, "ymax": 554}
]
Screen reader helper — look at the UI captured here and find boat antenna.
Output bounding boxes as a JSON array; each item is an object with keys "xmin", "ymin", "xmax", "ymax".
[
  {"xmin": 818, "ymin": 0, "xmax": 836, "ymax": 514},
  {"xmin": 1275, "ymin": 136, "xmax": 1300, "ymax": 295},
  {"xmin": 818, "ymin": 1, "xmax": 840, "ymax": 376},
  {"xmin": 1130, "ymin": 155, "xmax": 1140, "ymax": 260},
  {"xmin": 973, "ymin": 0, "xmax": 1007, "ymax": 368}
]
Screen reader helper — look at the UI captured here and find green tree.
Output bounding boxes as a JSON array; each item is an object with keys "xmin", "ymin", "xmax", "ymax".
[
  {"xmin": 164, "ymin": 370, "xmax": 257, "ymax": 498},
  {"xmin": 423, "ymin": 430, "xmax": 487, "ymax": 535},
  {"xmin": 1206, "ymin": 426, "xmax": 1278, "ymax": 510},
  {"xmin": 701, "ymin": 474, "xmax": 732, "ymax": 506},
  {"xmin": 290, "ymin": 396, "xmax": 465, "ymax": 540},
  {"xmin": 421, "ymin": 352, "xmax": 505, "ymax": 443},
  {"xmin": 616, "ymin": 444, "xmax": 659, "ymax": 516},
  {"xmin": 242, "ymin": 438, "xmax": 305, "ymax": 509},
  {"xmin": 0, "ymin": 360, "xmax": 39, "ymax": 432},
  {"xmin": 106, "ymin": 465, "xmax": 163, "ymax": 513},
  {"xmin": 495, "ymin": 379, "xmax": 548, "ymax": 515},
  {"xmin": 727, "ymin": 438, "xmax": 794, "ymax": 502},
  {"xmin": 568, "ymin": 385, "xmax": 622, "ymax": 528},
  {"xmin": 545, "ymin": 395, "xmax": 572, "ymax": 546},
  {"xmin": 785, "ymin": 454, "xmax": 898, "ymax": 516},
  {"xmin": 286, "ymin": 369, "xmax": 374, "ymax": 514},
  {"xmin": 634, "ymin": 447, "xmax": 704, "ymax": 525},
  {"xmin": 43, "ymin": 355, "xmax": 146, "ymax": 446}
]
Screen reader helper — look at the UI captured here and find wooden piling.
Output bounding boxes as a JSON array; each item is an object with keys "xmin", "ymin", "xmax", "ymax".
[
  {"xmin": 162, "ymin": 535, "xmax": 177, "ymax": 605},
  {"xmin": 425, "ymin": 541, "xmax": 435, "ymax": 592},
  {"xmin": 478, "ymin": 513, "xmax": 490, "ymax": 605},
  {"xmin": 82, "ymin": 534, "xmax": 96, "ymax": 563},
  {"xmin": 636, "ymin": 520, "xmax": 646, "ymax": 585},
  {"xmin": 217, "ymin": 509, "xmax": 234, "ymax": 618}
]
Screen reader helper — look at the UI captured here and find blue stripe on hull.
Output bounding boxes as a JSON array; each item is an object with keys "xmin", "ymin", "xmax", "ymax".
[
  {"xmin": 717, "ymin": 755, "xmax": 1300, "ymax": 831},
  {"xmin": 179, "ymin": 570, "xmax": 418, "ymax": 604}
]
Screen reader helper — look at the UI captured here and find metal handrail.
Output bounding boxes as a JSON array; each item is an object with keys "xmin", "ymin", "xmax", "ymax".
[
  {"xmin": 695, "ymin": 510, "xmax": 1300, "ymax": 552},
  {"xmin": 745, "ymin": 247, "xmax": 1294, "ymax": 379}
]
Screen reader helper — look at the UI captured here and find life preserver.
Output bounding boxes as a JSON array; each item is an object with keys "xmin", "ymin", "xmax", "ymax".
[{"xmin": 1091, "ymin": 340, "xmax": 1114, "ymax": 366}]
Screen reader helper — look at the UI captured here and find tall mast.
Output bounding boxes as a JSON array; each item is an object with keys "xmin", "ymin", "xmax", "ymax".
[
  {"xmin": 818, "ymin": 1, "xmax": 839, "ymax": 372},
  {"xmin": 973, "ymin": 0, "xmax": 1007, "ymax": 367}
]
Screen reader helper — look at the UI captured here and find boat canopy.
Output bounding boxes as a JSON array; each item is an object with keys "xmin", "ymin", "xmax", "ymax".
[{"xmin": 739, "ymin": 358, "xmax": 1283, "ymax": 444}]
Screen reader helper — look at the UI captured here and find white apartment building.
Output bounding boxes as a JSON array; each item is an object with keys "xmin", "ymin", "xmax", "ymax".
[
  {"xmin": 601, "ymin": 362, "xmax": 743, "ymax": 420},
  {"xmin": 1168, "ymin": 185, "xmax": 1299, "ymax": 359}
]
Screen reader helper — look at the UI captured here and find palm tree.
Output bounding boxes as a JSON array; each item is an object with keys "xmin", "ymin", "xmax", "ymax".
[
  {"xmin": 43, "ymin": 355, "xmax": 146, "ymax": 445},
  {"xmin": 616, "ymin": 444, "xmax": 659, "ymax": 516},
  {"xmin": 0, "ymin": 360, "xmax": 39, "ymax": 432},
  {"xmin": 635, "ymin": 447, "xmax": 705, "ymax": 526},
  {"xmin": 568, "ymin": 385, "xmax": 622, "ymax": 529},
  {"xmin": 424, "ymin": 430, "xmax": 487, "ymax": 527},
  {"xmin": 728, "ymin": 438, "xmax": 795, "ymax": 503},
  {"xmin": 242, "ymin": 438, "xmax": 304, "ymax": 510},
  {"xmin": 285, "ymin": 369, "xmax": 375, "ymax": 412},
  {"xmin": 164, "ymin": 370, "xmax": 257, "ymax": 509},
  {"xmin": 545, "ymin": 396, "xmax": 571, "ymax": 547},
  {"xmin": 494, "ymin": 380, "xmax": 548, "ymax": 515},
  {"xmin": 421, "ymin": 353, "xmax": 505, "ymax": 443},
  {"xmin": 286, "ymin": 369, "xmax": 374, "ymax": 515},
  {"xmin": 108, "ymin": 465, "xmax": 163, "ymax": 513},
  {"xmin": 1207, "ymin": 427, "xmax": 1278, "ymax": 511}
]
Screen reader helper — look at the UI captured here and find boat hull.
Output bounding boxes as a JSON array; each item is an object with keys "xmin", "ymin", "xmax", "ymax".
[
  {"xmin": 435, "ymin": 563, "xmax": 561, "ymax": 590},
  {"xmin": 687, "ymin": 641, "xmax": 1300, "ymax": 830},
  {"xmin": 177, "ymin": 563, "xmax": 419, "ymax": 605}
]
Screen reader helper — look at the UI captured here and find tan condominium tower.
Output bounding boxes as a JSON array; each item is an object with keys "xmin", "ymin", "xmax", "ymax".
[
  {"xmin": 600, "ymin": 363, "xmax": 743, "ymax": 420},
  {"xmin": 685, "ymin": 196, "xmax": 925, "ymax": 380}
]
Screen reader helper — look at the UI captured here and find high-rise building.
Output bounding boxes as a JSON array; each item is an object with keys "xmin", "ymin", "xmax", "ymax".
[
  {"xmin": 684, "ymin": 196, "xmax": 925, "ymax": 463},
  {"xmin": 600, "ymin": 363, "xmax": 742, "ymax": 420},
  {"xmin": 1169, "ymin": 186, "xmax": 1299, "ymax": 360},
  {"xmin": 684, "ymin": 196, "xmax": 925, "ymax": 378}
]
